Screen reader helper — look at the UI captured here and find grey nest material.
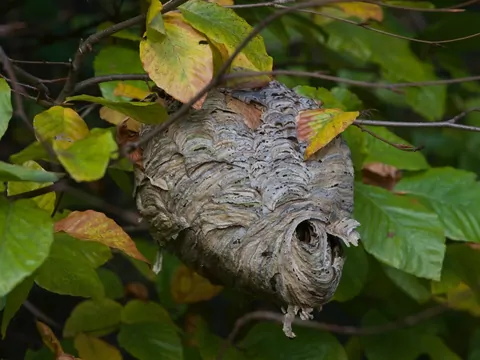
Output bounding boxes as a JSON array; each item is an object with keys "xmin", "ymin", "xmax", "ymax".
[{"xmin": 134, "ymin": 81, "xmax": 360, "ymax": 337}]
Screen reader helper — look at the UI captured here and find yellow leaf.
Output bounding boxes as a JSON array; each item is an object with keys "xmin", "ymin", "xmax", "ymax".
[
  {"xmin": 296, "ymin": 108, "xmax": 359, "ymax": 159},
  {"xmin": 171, "ymin": 265, "xmax": 223, "ymax": 304},
  {"xmin": 74, "ymin": 333, "xmax": 122, "ymax": 360},
  {"xmin": 55, "ymin": 210, "xmax": 149, "ymax": 263},
  {"xmin": 36, "ymin": 321, "xmax": 64, "ymax": 356},
  {"xmin": 33, "ymin": 107, "xmax": 89, "ymax": 149},
  {"xmin": 328, "ymin": 2, "xmax": 383, "ymax": 22},
  {"xmin": 140, "ymin": 12, "xmax": 213, "ymax": 109},
  {"xmin": 99, "ymin": 107, "xmax": 141, "ymax": 132},
  {"xmin": 7, "ymin": 161, "xmax": 56, "ymax": 212},
  {"xmin": 113, "ymin": 83, "xmax": 152, "ymax": 100},
  {"xmin": 436, "ymin": 283, "xmax": 480, "ymax": 317},
  {"xmin": 208, "ymin": 0, "xmax": 233, "ymax": 5}
]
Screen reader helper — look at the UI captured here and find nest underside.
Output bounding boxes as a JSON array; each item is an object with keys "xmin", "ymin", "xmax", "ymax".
[{"xmin": 134, "ymin": 81, "xmax": 360, "ymax": 337}]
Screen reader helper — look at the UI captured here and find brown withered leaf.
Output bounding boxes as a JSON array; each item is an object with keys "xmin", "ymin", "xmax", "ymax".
[
  {"xmin": 171, "ymin": 266, "xmax": 223, "ymax": 304},
  {"xmin": 36, "ymin": 321, "xmax": 64, "ymax": 356},
  {"xmin": 226, "ymin": 95, "xmax": 263, "ymax": 129},
  {"xmin": 125, "ymin": 282, "xmax": 149, "ymax": 300},
  {"xmin": 116, "ymin": 120, "xmax": 143, "ymax": 169},
  {"xmin": 362, "ymin": 162, "xmax": 401, "ymax": 190},
  {"xmin": 55, "ymin": 210, "xmax": 149, "ymax": 263}
]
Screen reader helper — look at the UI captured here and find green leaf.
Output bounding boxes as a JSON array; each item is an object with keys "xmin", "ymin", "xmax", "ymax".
[
  {"xmin": 55, "ymin": 128, "xmax": 118, "ymax": 182},
  {"xmin": 294, "ymin": 86, "xmax": 345, "ymax": 110},
  {"xmin": 0, "ymin": 198, "xmax": 54, "ymax": 297},
  {"xmin": 94, "ymin": 45, "xmax": 150, "ymax": 102},
  {"xmin": 67, "ymin": 95, "xmax": 167, "ymax": 125},
  {"xmin": 382, "ymin": 265, "xmax": 430, "ymax": 303},
  {"xmin": 361, "ymin": 310, "xmax": 460, "ymax": 360},
  {"xmin": 0, "ymin": 78, "xmax": 12, "ymax": 140},
  {"xmin": 396, "ymin": 167, "xmax": 480, "ymax": 243},
  {"xmin": 64, "ymin": 298, "xmax": 122, "ymax": 337},
  {"xmin": 441, "ymin": 244, "xmax": 480, "ymax": 298},
  {"xmin": 354, "ymin": 183, "xmax": 445, "ymax": 280},
  {"xmin": 1, "ymin": 275, "xmax": 34, "ymax": 338},
  {"xmin": 97, "ymin": 268, "xmax": 124, "ymax": 299},
  {"xmin": 322, "ymin": 21, "xmax": 446, "ymax": 120},
  {"xmin": 7, "ymin": 161, "xmax": 56, "ymax": 213},
  {"xmin": 118, "ymin": 322, "xmax": 183, "ymax": 360},
  {"xmin": 10, "ymin": 142, "xmax": 49, "ymax": 165},
  {"xmin": 0, "ymin": 161, "xmax": 61, "ymax": 182},
  {"xmin": 192, "ymin": 318, "xmax": 247, "ymax": 360},
  {"xmin": 122, "ymin": 300, "xmax": 179, "ymax": 330},
  {"xmin": 239, "ymin": 323, "xmax": 347, "ymax": 360},
  {"xmin": 146, "ymin": 0, "xmax": 165, "ymax": 39},
  {"xmin": 344, "ymin": 126, "xmax": 429, "ymax": 170},
  {"xmin": 180, "ymin": 0, "xmax": 273, "ymax": 73},
  {"xmin": 34, "ymin": 234, "xmax": 109, "ymax": 298},
  {"xmin": 333, "ymin": 245, "xmax": 368, "ymax": 302},
  {"xmin": 331, "ymin": 87, "xmax": 363, "ymax": 111}
]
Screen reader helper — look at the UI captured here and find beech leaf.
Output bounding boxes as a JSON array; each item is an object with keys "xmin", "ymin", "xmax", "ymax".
[
  {"xmin": 296, "ymin": 108, "xmax": 359, "ymax": 159},
  {"xmin": 7, "ymin": 161, "xmax": 56, "ymax": 212},
  {"xmin": 140, "ymin": 12, "xmax": 214, "ymax": 109},
  {"xmin": 171, "ymin": 265, "xmax": 223, "ymax": 304},
  {"xmin": 54, "ymin": 128, "xmax": 118, "ymax": 182},
  {"xmin": 66, "ymin": 95, "xmax": 167, "ymax": 125},
  {"xmin": 36, "ymin": 321, "xmax": 65, "ymax": 357},
  {"xmin": 327, "ymin": 2, "xmax": 383, "ymax": 22},
  {"xmin": 146, "ymin": 0, "xmax": 165, "ymax": 38},
  {"xmin": 33, "ymin": 106, "xmax": 89, "ymax": 147},
  {"xmin": 55, "ymin": 210, "xmax": 149, "ymax": 263},
  {"xmin": 0, "ymin": 160, "xmax": 61, "ymax": 183},
  {"xmin": 0, "ymin": 78, "xmax": 12, "ymax": 140},
  {"xmin": 74, "ymin": 333, "xmax": 122, "ymax": 360},
  {"xmin": 0, "ymin": 198, "xmax": 54, "ymax": 297},
  {"xmin": 180, "ymin": 0, "xmax": 272, "ymax": 87}
]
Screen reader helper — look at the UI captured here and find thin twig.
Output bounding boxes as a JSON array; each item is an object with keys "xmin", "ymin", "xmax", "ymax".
[
  {"xmin": 282, "ymin": 6, "xmax": 480, "ymax": 45},
  {"xmin": 363, "ymin": 0, "xmax": 466, "ymax": 12},
  {"xmin": 55, "ymin": 0, "xmax": 191, "ymax": 104},
  {"xmin": 216, "ymin": 304, "xmax": 449, "ymax": 360},
  {"xmin": 0, "ymin": 46, "xmax": 29, "ymax": 124},
  {"xmin": 223, "ymin": 70, "xmax": 480, "ymax": 89},
  {"xmin": 355, "ymin": 124, "xmax": 423, "ymax": 152},
  {"xmin": 23, "ymin": 301, "xmax": 61, "ymax": 330},
  {"xmin": 10, "ymin": 63, "xmax": 50, "ymax": 96},
  {"xmin": 73, "ymin": 74, "xmax": 149, "ymax": 94},
  {"xmin": 447, "ymin": 0, "xmax": 480, "ymax": 8},
  {"xmin": 6, "ymin": 181, "xmax": 67, "ymax": 201},
  {"xmin": 8, "ymin": 58, "xmax": 71, "ymax": 66}
]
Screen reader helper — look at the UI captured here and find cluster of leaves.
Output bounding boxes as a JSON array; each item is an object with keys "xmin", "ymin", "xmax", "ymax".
[{"xmin": 1, "ymin": 0, "xmax": 480, "ymax": 359}]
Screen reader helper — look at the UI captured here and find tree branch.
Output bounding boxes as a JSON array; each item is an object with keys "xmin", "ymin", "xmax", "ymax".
[
  {"xmin": 223, "ymin": 70, "xmax": 480, "ymax": 89},
  {"xmin": 73, "ymin": 74, "xmax": 149, "ymax": 94},
  {"xmin": 355, "ymin": 107, "xmax": 480, "ymax": 132},
  {"xmin": 5, "ymin": 180, "xmax": 67, "ymax": 201},
  {"xmin": 216, "ymin": 303, "xmax": 450, "ymax": 360},
  {"xmin": 55, "ymin": 0, "xmax": 191, "ymax": 104},
  {"xmin": 355, "ymin": 124, "xmax": 424, "ymax": 151}
]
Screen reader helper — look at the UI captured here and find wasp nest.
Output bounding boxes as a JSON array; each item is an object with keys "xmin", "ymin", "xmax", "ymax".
[{"xmin": 134, "ymin": 81, "xmax": 360, "ymax": 337}]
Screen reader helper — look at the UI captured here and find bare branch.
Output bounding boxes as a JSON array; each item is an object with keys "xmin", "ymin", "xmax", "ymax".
[
  {"xmin": 216, "ymin": 304, "xmax": 450, "ymax": 360},
  {"xmin": 447, "ymin": 0, "xmax": 480, "ymax": 9},
  {"xmin": 55, "ymin": 0, "xmax": 191, "ymax": 104},
  {"xmin": 223, "ymin": 70, "xmax": 480, "ymax": 89},
  {"xmin": 355, "ymin": 108, "xmax": 480, "ymax": 132},
  {"xmin": 363, "ymin": 0, "xmax": 466, "ymax": 12},
  {"xmin": 355, "ymin": 124, "xmax": 424, "ymax": 152},
  {"xmin": 6, "ymin": 180, "xmax": 67, "ymax": 201},
  {"xmin": 281, "ymin": 6, "xmax": 480, "ymax": 46},
  {"xmin": 0, "ymin": 46, "xmax": 29, "ymax": 124},
  {"xmin": 74, "ymin": 74, "xmax": 149, "ymax": 94},
  {"xmin": 8, "ymin": 58, "xmax": 71, "ymax": 66}
]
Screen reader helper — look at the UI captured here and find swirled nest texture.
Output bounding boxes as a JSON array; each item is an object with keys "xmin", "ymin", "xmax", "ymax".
[{"xmin": 134, "ymin": 81, "xmax": 360, "ymax": 337}]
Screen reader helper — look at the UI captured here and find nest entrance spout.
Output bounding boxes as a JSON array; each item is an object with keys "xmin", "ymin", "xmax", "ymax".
[{"xmin": 134, "ymin": 80, "xmax": 360, "ymax": 337}]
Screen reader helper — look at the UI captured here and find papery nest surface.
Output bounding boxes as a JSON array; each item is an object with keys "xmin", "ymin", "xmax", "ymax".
[{"xmin": 134, "ymin": 81, "xmax": 360, "ymax": 337}]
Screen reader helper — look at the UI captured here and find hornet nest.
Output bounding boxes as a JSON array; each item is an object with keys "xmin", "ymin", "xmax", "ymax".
[{"xmin": 134, "ymin": 80, "xmax": 360, "ymax": 337}]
